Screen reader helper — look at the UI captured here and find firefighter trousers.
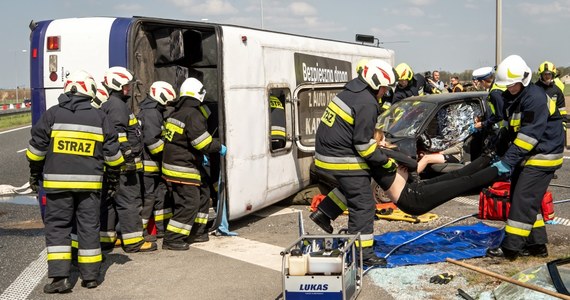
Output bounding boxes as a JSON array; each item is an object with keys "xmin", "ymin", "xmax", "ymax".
[
  {"xmin": 45, "ymin": 191, "xmax": 101, "ymax": 281},
  {"xmin": 501, "ymin": 167, "xmax": 553, "ymax": 251},
  {"xmin": 190, "ymin": 172, "xmax": 212, "ymax": 237},
  {"xmin": 164, "ymin": 183, "xmax": 201, "ymax": 244},
  {"xmin": 141, "ymin": 174, "xmax": 170, "ymax": 233},
  {"xmin": 335, "ymin": 175, "xmax": 376, "ymax": 257},
  {"xmin": 100, "ymin": 172, "xmax": 144, "ymax": 251}
]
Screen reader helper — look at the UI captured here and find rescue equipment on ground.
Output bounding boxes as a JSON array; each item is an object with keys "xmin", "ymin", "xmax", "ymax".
[
  {"xmin": 375, "ymin": 204, "xmax": 438, "ymax": 224},
  {"xmin": 478, "ymin": 181, "xmax": 554, "ymax": 221},
  {"xmin": 281, "ymin": 234, "xmax": 362, "ymax": 300}
]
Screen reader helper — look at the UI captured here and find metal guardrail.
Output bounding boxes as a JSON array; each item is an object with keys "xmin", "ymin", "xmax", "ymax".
[{"xmin": 0, "ymin": 108, "xmax": 31, "ymax": 116}]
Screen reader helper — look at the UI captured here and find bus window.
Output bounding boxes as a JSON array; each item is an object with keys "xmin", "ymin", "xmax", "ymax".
[{"xmin": 269, "ymin": 88, "xmax": 290, "ymax": 152}]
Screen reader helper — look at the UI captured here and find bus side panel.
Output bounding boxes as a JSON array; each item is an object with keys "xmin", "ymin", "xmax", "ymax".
[
  {"xmin": 221, "ymin": 26, "xmax": 395, "ymax": 219},
  {"xmin": 30, "ymin": 20, "xmax": 51, "ymax": 124}
]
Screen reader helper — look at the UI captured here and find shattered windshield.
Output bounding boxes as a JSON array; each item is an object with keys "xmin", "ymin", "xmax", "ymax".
[
  {"xmin": 377, "ymin": 100, "xmax": 436, "ymax": 138},
  {"xmin": 428, "ymin": 101, "xmax": 483, "ymax": 152}
]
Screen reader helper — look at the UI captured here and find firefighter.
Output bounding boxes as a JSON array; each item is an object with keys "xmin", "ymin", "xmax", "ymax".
[
  {"xmin": 536, "ymin": 61, "xmax": 567, "ymax": 132},
  {"xmin": 26, "ymin": 70, "xmax": 124, "ymax": 293},
  {"xmin": 486, "ymin": 55, "xmax": 564, "ymax": 260},
  {"xmin": 269, "ymin": 95, "xmax": 286, "ymax": 150},
  {"xmin": 137, "ymin": 81, "xmax": 176, "ymax": 238},
  {"xmin": 161, "ymin": 77, "xmax": 226, "ymax": 251},
  {"xmin": 384, "ymin": 63, "xmax": 426, "ymax": 109},
  {"xmin": 100, "ymin": 66, "xmax": 157, "ymax": 252},
  {"xmin": 309, "ymin": 59, "xmax": 397, "ymax": 266}
]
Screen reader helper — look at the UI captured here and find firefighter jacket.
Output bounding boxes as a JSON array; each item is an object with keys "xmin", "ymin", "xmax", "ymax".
[
  {"xmin": 137, "ymin": 96, "xmax": 167, "ymax": 175},
  {"xmin": 501, "ymin": 83, "xmax": 564, "ymax": 171},
  {"xmin": 482, "ymin": 85, "xmax": 507, "ymax": 130},
  {"xmin": 162, "ymin": 97, "xmax": 222, "ymax": 185},
  {"xmin": 536, "ymin": 80, "xmax": 567, "ymax": 129},
  {"xmin": 315, "ymin": 78, "xmax": 389, "ymax": 177},
  {"xmin": 269, "ymin": 95, "xmax": 286, "ymax": 143},
  {"xmin": 26, "ymin": 93, "xmax": 124, "ymax": 193},
  {"xmin": 101, "ymin": 91, "xmax": 143, "ymax": 171}
]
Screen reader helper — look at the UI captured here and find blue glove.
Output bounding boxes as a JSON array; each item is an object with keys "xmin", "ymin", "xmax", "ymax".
[
  {"xmin": 203, "ymin": 155, "xmax": 209, "ymax": 166},
  {"xmin": 492, "ymin": 160, "xmax": 511, "ymax": 175},
  {"xmin": 219, "ymin": 144, "xmax": 227, "ymax": 157},
  {"xmin": 468, "ymin": 123, "xmax": 479, "ymax": 134}
]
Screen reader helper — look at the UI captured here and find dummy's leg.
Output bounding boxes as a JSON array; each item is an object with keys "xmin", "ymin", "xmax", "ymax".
[
  {"xmin": 420, "ymin": 155, "xmax": 492, "ymax": 185},
  {"xmin": 396, "ymin": 165, "xmax": 498, "ymax": 215}
]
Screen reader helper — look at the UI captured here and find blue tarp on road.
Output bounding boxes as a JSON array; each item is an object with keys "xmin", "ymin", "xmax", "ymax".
[{"xmin": 373, "ymin": 222, "xmax": 504, "ymax": 268}]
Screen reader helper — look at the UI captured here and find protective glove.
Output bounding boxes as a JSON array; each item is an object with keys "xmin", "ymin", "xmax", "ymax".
[
  {"xmin": 429, "ymin": 273, "xmax": 454, "ymax": 284},
  {"xmin": 492, "ymin": 160, "xmax": 511, "ymax": 176},
  {"xmin": 468, "ymin": 123, "xmax": 480, "ymax": 134},
  {"xmin": 106, "ymin": 167, "xmax": 121, "ymax": 198},
  {"xmin": 219, "ymin": 144, "xmax": 227, "ymax": 157},
  {"xmin": 203, "ymin": 155, "xmax": 210, "ymax": 167},
  {"xmin": 382, "ymin": 158, "xmax": 397, "ymax": 173},
  {"xmin": 29, "ymin": 173, "xmax": 41, "ymax": 193}
]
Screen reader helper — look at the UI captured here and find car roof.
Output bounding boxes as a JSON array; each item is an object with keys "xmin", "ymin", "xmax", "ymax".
[{"xmin": 402, "ymin": 91, "xmax": 488, "ymax": 104}]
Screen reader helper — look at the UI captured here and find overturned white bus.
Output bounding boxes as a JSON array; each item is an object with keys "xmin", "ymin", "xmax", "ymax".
[{"xmin": 29, "ymin": 16, "xmax": 395, "ymax": 222}]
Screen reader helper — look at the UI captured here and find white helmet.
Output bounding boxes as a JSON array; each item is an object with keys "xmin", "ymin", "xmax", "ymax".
[
  {"xmin": 91, "ymin": 87, "xmax": 109, "ymax": 109},
  {"xmin": 495, "ymin": 55, "xmax": 531, "ymax": 87},
  {"xmin": 361, "ymin": 59, "xmax": 396, "ymax": 90},
  {"xmin": 149, "ymin": 81, "xmax": 177, "ymax": 105},
  {"xmin": 103, "ymin": 66, "xmax": 134, "ymax": 91},
  {"xmin": 180, "ymin": 77, "xmax": 206, "ymax": 102},
  {"xmin": 64, "ymin": 70, "xmax": 97, "ymax": 99}
]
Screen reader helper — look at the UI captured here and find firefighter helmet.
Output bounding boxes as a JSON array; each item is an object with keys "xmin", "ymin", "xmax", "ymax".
[
  {"xmin": 149, "ymin": 81, "xmax": 177, "ymax": 105},
  {"xmin": 355, "ymin": 58, "xmax": 368, "ymax": 75},
  {"xmin": 63, "ymin": 70, "xmax": 97, "ymax": 99},
  {"xmin": 395, "ymin": 63, "xmax": 413, "ymax": 81},
  {"xmin": 495, "ymin": 55, "xmax": 531, "ymax": 87},
  {"xmin": 361, "ymin": 59, "xmax": 396, "ymax": 90},
  {"xmin": 91, "ymin": 87, "xmax": 109, "ymax": 109},
  {"xmin": 538, "ymin": 61, "xmax": 557, "ymax": 76},
  {"xmin": 180, "ymin": 77, "xmax": 206, "ymax": 102},
  {"xmin": 103, "ymin": 66, "xmax": 134, "ymax": 91}
]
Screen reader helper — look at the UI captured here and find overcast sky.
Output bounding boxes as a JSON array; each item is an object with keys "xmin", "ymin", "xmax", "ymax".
[{"xmin": 1, "ymin": 0, "xmax": 568, "ymax": 89}]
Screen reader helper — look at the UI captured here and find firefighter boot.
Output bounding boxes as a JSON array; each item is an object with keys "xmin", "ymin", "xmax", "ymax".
[
  {"xmin": 360, "ymin": 248, "xmax": 387, "ymax": 267},
  {"xmin": 186, "ymin": 233, "xmax": 210, "ymax": 244},
  {"xmin": 486, "ymin": 247, "xmax": 519, "ymax": 261},
  {"xmin": 81, "ymin": 280, "xmax": 98, "ymax": 289},
  {"xmin": 43, "ymin": 277, "xmax": 72, "ymax": 294},
  {"xmin": 309, "ymin": 210, "xmax": 333, "ymax": 234},
  {"xmin": 162, "ymin": 241, "xmax": 190, "ymax": 251},
  {"xmin": 137, "ymin": 241, "xmax": 158, "ymax": 252},
  {"xmin": 520, "ymin": 244, "xmax": 548, "ymax": 258}
]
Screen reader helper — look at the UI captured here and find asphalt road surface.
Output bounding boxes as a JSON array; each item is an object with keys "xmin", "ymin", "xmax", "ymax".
[
  {"xmin": 0, "ymin": 125, "xmax": 569, "ymax": 299},
  {"xmin": 0, "ymin": 125, "xmax": 31, "ymax": 187}
]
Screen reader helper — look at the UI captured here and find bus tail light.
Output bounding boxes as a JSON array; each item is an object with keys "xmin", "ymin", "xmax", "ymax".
[{"xmin": 47, "ymin": 36, "xmax": 60, "ymax": 51}]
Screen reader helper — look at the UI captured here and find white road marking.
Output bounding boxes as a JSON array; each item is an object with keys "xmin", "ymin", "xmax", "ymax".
[
  {"xmin": 16, "ymin": 148, "xmax": 26, "ymax": 153},
  {"xmin": 0, "ymin": 249, "xmax": 47, "ymax": 300},
  {"xmin": 0, "ymin": 125, "xmax": 31, "ymax": 135},
  {"xmin": 191, "ymin": 236, "xmax": 283, "ymax": 272}
]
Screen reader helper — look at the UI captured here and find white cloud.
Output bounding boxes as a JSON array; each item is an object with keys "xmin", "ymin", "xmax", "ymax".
[
  {"xmin": 407, "ymin": 0, "xmax": 436, "ymax": 6},
  {"xmin": 518, "ymin": 1, "xmax": 570, "ymax": 16},
  {"xmin": 409, "ymin": 7, "xmax": 425, "ymax": 17},
  {"xmin": 168, "ymin": 0, "xmax": 238, "ymax": 15},
  {"xmin": 288, "ymin": 2, "xmax": 317, "ymax": 16}
]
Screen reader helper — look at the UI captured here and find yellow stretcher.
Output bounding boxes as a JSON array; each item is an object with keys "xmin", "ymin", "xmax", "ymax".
[{"xmin": 375, "ymin": 203, "xmax": 438, "ymax": 224}]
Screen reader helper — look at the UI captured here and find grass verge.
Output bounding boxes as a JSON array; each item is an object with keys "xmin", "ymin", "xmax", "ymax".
[{"xmin": 0, "ymin": 112, "xmax": 31, "ymax": 131}]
